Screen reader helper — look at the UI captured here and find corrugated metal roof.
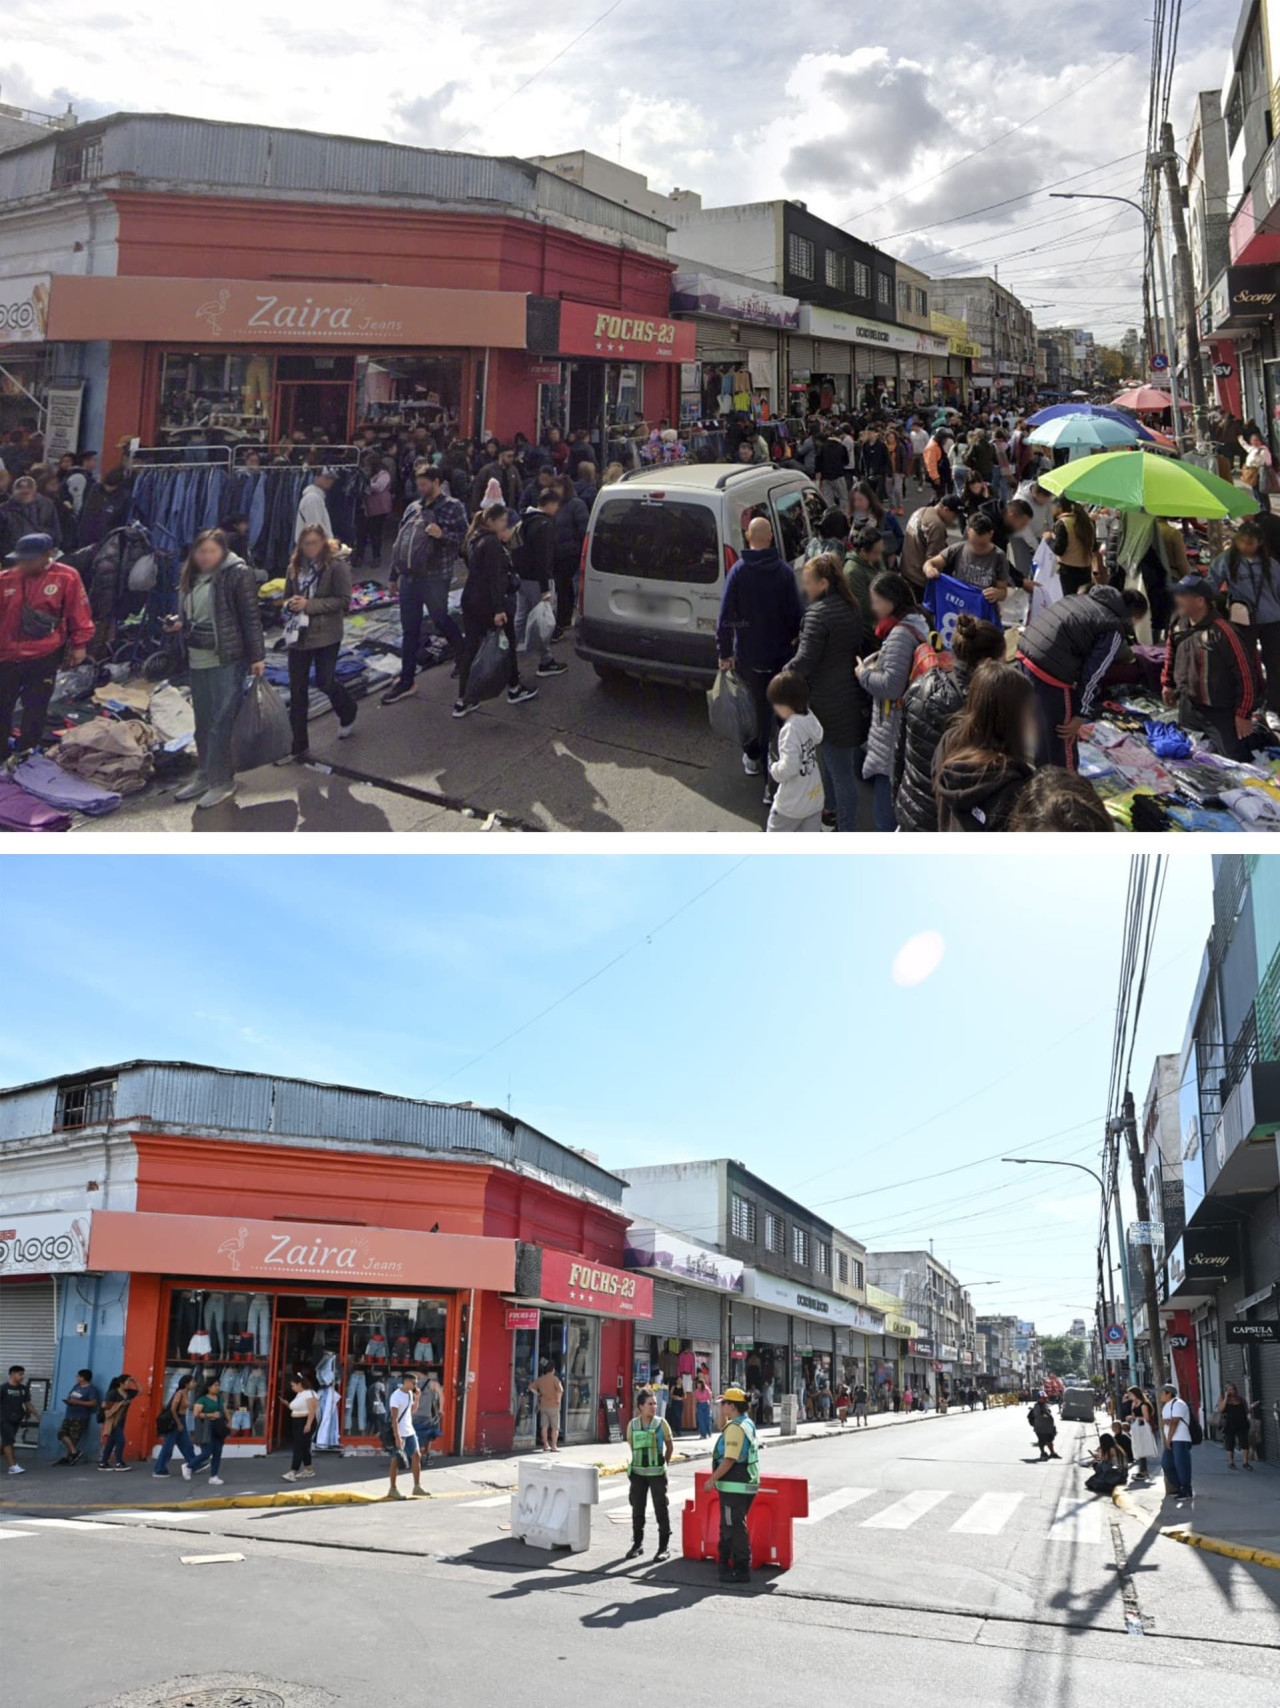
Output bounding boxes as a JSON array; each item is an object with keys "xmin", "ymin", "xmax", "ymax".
[
  {"xmin": 0, "ymin": 114, "xmax": 671, "ymax": 246},
  {"xmin": 0, "ymin": 1059, "xmax": 623, "ymax": 1200}
]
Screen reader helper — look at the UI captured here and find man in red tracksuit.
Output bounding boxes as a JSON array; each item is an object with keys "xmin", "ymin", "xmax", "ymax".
[
  {"xmin": 0, "ymin": 531, "xmax": 93, "ymax": 759},
  {"xmin": 1162, "ymin": 572, "xmax": 1259, "ymax": 760}
]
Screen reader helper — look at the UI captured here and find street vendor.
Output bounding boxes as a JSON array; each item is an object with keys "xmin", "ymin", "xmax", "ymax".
[
  {"xmin": 1017, "ymin": 584, "xmax": 1149, "ymax": 769},
  {"xmin": 1162, "ymin": 573, "xmax": 1259, "ymax": 760}
]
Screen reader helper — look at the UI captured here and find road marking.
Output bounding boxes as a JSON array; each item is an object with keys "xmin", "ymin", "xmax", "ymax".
[
  {"xmin": 798, "ymin": 1487, "xmax": 876, "ymax": 1525},
  {"xmin": 0, "ymin": 1527, "xmax": 36, "ymax": 1540},
  {"xmin": 463, "ymin": 1492, "xmax": 514, "ymax": 1508},
  {"xmin": 20, "ymin": 1518, "xmax": 117, "ymax": 1531},
  {"xmin": 862, "ymin": 1489, "xmax": 951, "ymax": 1530},
  {"xmin": 1048, "ymin": 1496, "xmax": 1107, "ymax": 1544},
  {"xmin": 950, "ymin": 1492, "xmax": 1025, "ymax": 1535}
]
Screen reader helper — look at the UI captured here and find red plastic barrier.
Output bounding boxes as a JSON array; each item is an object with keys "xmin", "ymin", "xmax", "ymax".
[{"xmin": 680, "ymin": 1470, "xmax": 809, "ymax": 1571}]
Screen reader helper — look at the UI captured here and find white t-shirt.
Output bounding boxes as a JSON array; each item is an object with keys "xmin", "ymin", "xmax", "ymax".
[
  {"xmin": 1161, "ymin": 1396, "xmax": 1191, "ymax": 1443},
  {"xmin": 289, "ymin": 1389, "xmax": 316, "ymax": 1417},
  {"xmin": 389, "ymin": 1389, "xmax": 416, "ymax": 1436},
  {"xmin": 910, "ymin": 428, "xmax": 929, "ymax": 455}
]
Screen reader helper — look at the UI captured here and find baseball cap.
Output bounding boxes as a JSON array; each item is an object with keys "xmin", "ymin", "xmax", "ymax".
[
  {"xmin": 4, "ymin": 532, "xmax": 54, "ymax": 562},
  {"xmin": 1171, "ymin": 573, "xmax": 1215, "ymax": 598}
]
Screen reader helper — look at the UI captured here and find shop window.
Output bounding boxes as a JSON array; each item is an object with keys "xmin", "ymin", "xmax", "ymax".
[
  {"xmin": 564, "ymin": 1316, "xmax": 598, "ymax": 1438},
  {"xmin": 731, "ymin": 1194, "xmax": 757, "ymax": 1242},
  {"xmin": 591, "ymin": 498, "xmax": 719, "ymax": 584},
  {"xmin": 159, "ymin": 351, "xmax": 273, "ymax": 445},
  {"xmin": 164, "ymin": 1288, "xmax": 274, "ymax": 1442},
  {"xmin": 788, "ymin": 235, "xmax": 815, "ymax": 281},
  {"xmin": 825, "ymin": 249, "xmax": 847, "ymax": 290},
  {"xmin": 344, "ymin": 1296, "xmax": 448, "ymax": 1441},
  {"xmin": 793, "ymin": 1227, "xmax": 810, "ymax": 1266},
  {"xmin": 54, "ymin": 1076, "xmax": 116, "ymax": 1130},
  {"xmin": 853, "ymin": 263, "xmax": 871, "ymax": 300},
  {"xmin": 765, "ymin": 1211, "xmax": 784, "ymax": 1254},
  {"xmin": 815, "ymin": 1241, "xmax": 831, "ymax": 1277}
]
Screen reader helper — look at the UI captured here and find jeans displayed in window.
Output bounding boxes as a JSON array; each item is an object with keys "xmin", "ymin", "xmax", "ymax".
[
  {"xmin": 515, "ymin": 579, "xmax": 554, "ymax": 665},
  {"xmin": 204, "ymin": 1293, "xmax": 226, "ymax": 1359},
  {"xmin": 246, "ymin": 1295, "xmax": 271, "ymax": 1355},
  {"xmin": 817, "ymin": 743, "xmax": 860, "ymax": 831},
  {"xmin": 396, "ymin": 571, "xmax": 464, "ymax": 688},
  {"xmin": 156, "ymin": 1424, "xmax": 198, "ymax": 1474},
  {"xmin": 287, "ymin": 642, "xmax": 357, "ymax": 755},
  {"xmin": 344, "ymin": 1369, "xmax": 367, "ymax": 1435},
  {"xmin": 189, "ymin": 662, "xmax": 244, "ymax": 790}
]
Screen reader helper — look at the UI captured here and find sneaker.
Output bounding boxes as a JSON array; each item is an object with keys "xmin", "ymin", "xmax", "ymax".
[
  {"xmin": 208, "ymin": 1476, "xmax": 225, "ymax": 1486},
  {"xmin": 196, "ymin": 783, "xmax": 236, "ymax": 810},
  {"xmin": 654, "ymin": 1546, "xmax": 671, "ymax": 1562},
  {"xmin": 194, "ymin": 1462, "xmax": 211, "ymax": 1474},
  {"xmin": 113, "ymin": 1464, "xmax": 132, "ymax": 1472},
  {"xmin": 173, "ymin": 774, "xmax": 209, "ymax": 803},
  {"xmin": 624, "ymin": 1542, "xmax": 644, "ymax": 1560},
  {"xmin": 410, "ymin": 1486, "xmax": 430, "ymax": 1498},
  {"xmin": 507, "ymin": 685, "xmax": 539, "ymax": 705},
  {"xmin": 282, "ymin": 1471, "xmax": 298, "ymax": 1482},
  {"xmin": 535, "ymin": 659, "xmax": 568, "ymax": 677},
  {"xmin": 181, "ymin": 1463, "xmax": 193, "ymax": 1480},
  {"xmin": 452, "ymin": 699, "xmax": 478, "ymax": 719},
  {"xmin": 299, "ymin": 1467, "xmax": 316, "ymax": 1478},
  {"xmin": 274, "ymin": 752, "xmax": 307, "ymax": 766},
  {"xmin": 54, "ymin": 1456, "xmax": 73, "ymax": 1466},
  {"xmin": 381, "ymin": 682, "xmax": 418, "ymax": 707},
  {"xmin": 151, "ymin": 1471, "xmax": 169, "ymax": 1479},
  {"xmin": 68, "ymin": 1450, "xmax": 84, "ymax": 1466},
  {"xmin": 7, "ymin": 1463, "xmax": 24, "ymax": 1475},
  {"xmin": 741, "ymin": 753, "xmax": 762, "ymax": 777},
  {"xmin": 98, "ymin": 1463, "xmax": 112, "ymax": 1471},
  {"xmin": 338, "ymin": 718, "xmax": 357, "ymax": 739},
  {"xmin": 551, "ymin": 627, "xmax": 568, "ymax": 643},
  {"xmin": 385, "ymin": 1489, "xmax": 406, "ymax": 1501}
]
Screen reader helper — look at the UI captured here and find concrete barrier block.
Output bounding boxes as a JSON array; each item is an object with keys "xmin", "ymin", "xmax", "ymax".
[{"xmin": 510, "ymin": 1457, "xmax": 600, "ymax": 1551}]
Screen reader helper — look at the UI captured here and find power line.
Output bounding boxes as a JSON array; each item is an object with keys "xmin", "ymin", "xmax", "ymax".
[{"xmin": 453, "ymin": 0, "xmax": 627, "ymax": 142}]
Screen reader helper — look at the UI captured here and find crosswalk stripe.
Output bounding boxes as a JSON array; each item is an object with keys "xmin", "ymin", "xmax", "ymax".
[
  {"xmin": 949, "ymin": 1492, "xmax": 1025, "ymax": 1536},
  {"xmin": 464, "ymin": 1492, "xmax": 514, "ymax": 1508},
  {"xmin": 1048, "ymin": 1495, "xmax": 1107, "ymax": 1545},
  {"xmin": 0, "ymin": 1527, "xmax": 37, "ymax": 1540},
  {"xmin": 19, "ymin": 1518, "xmax": 116, "ymax": 1531},
  {"xmin": 798, "ymin": 1487, "xmax": 876, "ymax": 1525},
  {"xmin": 862, "ymin": 1489, "xmax": 951, "ymax": 1530}
]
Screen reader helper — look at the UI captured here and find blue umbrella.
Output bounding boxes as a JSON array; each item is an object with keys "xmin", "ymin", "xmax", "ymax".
[
  {"xmin": 1026, "ymin": 402, "xmax": 1162, "ymax": 442},
  {"xmin": 1027, "ymin": 413, "xmax": 1141, "ymax": 451}
]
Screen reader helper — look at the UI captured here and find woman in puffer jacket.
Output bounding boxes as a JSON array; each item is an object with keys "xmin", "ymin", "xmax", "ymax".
[
  {"xmin": 893, "ymin": 614, "xmax": 1005, "ymax": 833},
  {"xmin": 786, "ymin": 552, "xmax": 865, "ymax": 831},
  {"xmin": 933, "ymin": 662, "xmax": 1037, "ymax": 833},
  {"xmin": 855, "ymin": 571, "xmax": 929, "ymax": 832}
]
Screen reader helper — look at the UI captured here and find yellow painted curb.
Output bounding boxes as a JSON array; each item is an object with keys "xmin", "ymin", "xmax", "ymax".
[
  {"xmin": 0, "ymin": 1485, "xmax": 485, "ymax": 1514},
  {"xmin": 1160, "ymin": 1525, "xmax": 1280, "ymax": 1570}
]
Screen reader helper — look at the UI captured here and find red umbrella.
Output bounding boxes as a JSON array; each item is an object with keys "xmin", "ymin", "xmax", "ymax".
[{"xmin": 1111, "ymin": 385, "xmax": 1184, "ymax": 412}]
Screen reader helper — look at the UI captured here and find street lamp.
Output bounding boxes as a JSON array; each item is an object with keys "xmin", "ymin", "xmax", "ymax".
[
  {"xmin": 1048, "ymin": 189, "xmax": 1183, "ymax": 443},
  {"xmin": 1002, "ymin": 1155, "xmax": 1137, "ymax": 1386}
]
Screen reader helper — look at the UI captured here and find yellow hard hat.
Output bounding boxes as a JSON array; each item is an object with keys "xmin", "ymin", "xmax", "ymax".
[{"xmin": 719, "ymin": 1386, "xmax": 748, "ymax": 1404}]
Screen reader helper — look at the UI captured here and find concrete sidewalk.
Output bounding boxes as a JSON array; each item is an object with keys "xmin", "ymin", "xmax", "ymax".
[
  {"xmin": 1115, "ymin": 1434, "xmax": 1280, "ymax": 1565},
  {"xmin": 0, "ymin": 1400, "xmax": 980, "ymax": 1512}
]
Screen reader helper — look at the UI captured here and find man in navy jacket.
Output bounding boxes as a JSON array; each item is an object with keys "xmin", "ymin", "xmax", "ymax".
[{"xmin": 716, "ymin": 515, "xmax": 804, "ymax": 786}]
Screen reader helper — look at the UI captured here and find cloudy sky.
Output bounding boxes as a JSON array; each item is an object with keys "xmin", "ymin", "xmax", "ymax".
[
  {"xmin": 6, "ymin": 0, "xmax": 1228, "ymax": 341},
  {"xmin": 3, "ymin": 848, "xmax": 1213, "ymax": 1339}
]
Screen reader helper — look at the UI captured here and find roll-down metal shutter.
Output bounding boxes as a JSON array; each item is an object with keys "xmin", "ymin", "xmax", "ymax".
[
  {"xmin": 757, "ymin": 1307, "xmax": 789, "ymax": 1342},
  {"xmin": 815, "ymin": 340, "xmax": 852, "ymax": 375},
  {"xmin": 0, "ymin": 1280, "xmax": 57, "ymax": 1380},
  {"xmin": 730, "ymin": 1300, "xmax": 754, "ymax": 1336},
  {"xmin": 646, "ymin": 1283, "xmax": 681, "ymax": 1340},
  {"xmin": 685, "ymin": 1289, "xmax": 721, "ymax": 1339},
  {"xmin": 872, "ymin": 348, "xmax": 897, "ymax": 380}
]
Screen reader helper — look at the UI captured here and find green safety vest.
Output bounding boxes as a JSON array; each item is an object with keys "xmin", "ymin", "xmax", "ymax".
[
  {"xmin": 627, "ymin": 1416, "xmax": 669, "ymax": 1477},
  {"xmin": 712, "ymin": 1414, "xmax": 760, "ymax": 1492}
]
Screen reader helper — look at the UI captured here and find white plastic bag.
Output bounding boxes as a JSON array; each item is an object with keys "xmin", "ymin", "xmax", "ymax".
[{"xmin": 525, "ymin": 597, "xmax": 556, "ymax": 653}]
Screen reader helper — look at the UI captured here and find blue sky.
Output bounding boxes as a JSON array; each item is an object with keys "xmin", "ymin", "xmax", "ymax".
[{"xmin": 2, "ymin": 849, "xmax": 1216, "ymax": 1337}]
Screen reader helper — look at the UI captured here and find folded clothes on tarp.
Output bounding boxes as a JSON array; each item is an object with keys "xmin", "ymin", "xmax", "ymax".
[
  {"xmin": 0, "ymin": 777, "xmax": 72, "ymax": 832},
  {"xmin": 12, "ymin": 753, "xmax": 122, "ymax": 817}
]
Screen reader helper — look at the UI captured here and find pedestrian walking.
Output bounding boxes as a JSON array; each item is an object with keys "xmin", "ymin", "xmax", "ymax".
[
  {"xmin": 934, "ymin": 662, "xmax": 1037, "ymax": 833},
  {"xmin": 786, "ymin": 551, "xmax": 865, "ymax": 831},
  {"xmin": 453, "ymin": 504, "xmax": 538, "ymax": 715},
  {"xmin": 385, "ymin": 1373, "xmax": 426, "ymax": 1499},
  {"xmin": 190, "ymin": 1376, "xmax": 230, "ymax": 1484},
  {"xmin": 381, "ymin": 463, "xmax": 468, "ymax": 706},
  {"xmin": 894, "ymin": 613, "xmax": 1005, "ymax": 832},
  {"xmin": 154, "ymin": 1374, "xmax": 201, "ymax": 1479},
  {"xmin": 278, "ymin": 525, "xmax": 357, "ymax": 761},
  {"xmin": 2, "ymin": 1365, "xmax": 37, "ymax": 1475},
  {"xmin": 624, "ymin": 1387, "xmax": 674, "ymax": 1561},
  {"xmin": 695, "ymin": 1374, "xmax": 714, "ymax": 1439},
  {"xmin": 1159, "ymin": 1384, "xmax": 1194, "ymax": 1499},
  {"xmin": 97, "ymin": 1374, "xmax": 140, "ymax": 1471},
  {"xmin": 167, "ymin": 528, "xmax": 265, "ymax": 810},
  {"xmin": 1028, "ymin": 1397, "xmax": 1060, "ymax": 1460},
  {"xmin": 282, "ymin": 1374, "xmax": 319, "ymax": 1483},
  {"xmin": 1216, "ymin": 1383, "xmax": 1252, "ymax": 1471},
  {"xmin": 529, "ymin": 1360, "xmax": 564, "ymax": 1452},
  {"xmin": 511, "ymin": 486, "xmax": 568, "ymax": 680},
  {"xmin": 902, "ymin": 1385, "xmax": 914, "ymax": 1414},
  {"xmin": 816, "ymin": 431, "xmax": 849, "ymax": 508},
  {"xmin": 852, "ymin": 1383, "xmax": 869, "ymax": 1428},
  {"xmin": 413, "ymin": 1368, "xmax": 445, "ymax": 1465},
  {"xmin": 0, "ymin": 532, "xmax": 93, "ymax": 761},
  {"xmin": 716, "ymin": 515, "xmax": 804, "ymax": 788},
  {"xmin": 54, "ymin": 1368, "xmax": 100, "ymax": 1466},
  {"xmin": 708, "ymin": 1386, "xmax": 760, "ymax": 1586},
  {"xmin": 764, "ymin": 669, "xmax": 824, "ymax": 832},
  {"xmin": 550, "ymin": 473, "xmax": 590, "ymax": 639},
  {"xmin": 1239, "ymin": 430, "xmax": 1274, "ymax": 512},
  {"xmin": 855, "ymin": 570, "xmax": 930, "ymax": 832}
]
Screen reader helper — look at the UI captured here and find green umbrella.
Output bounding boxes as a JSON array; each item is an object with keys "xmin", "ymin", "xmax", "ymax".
[{"xmin": 1039, "ymin": 450, "xmax": 1254, "ymax": 519}]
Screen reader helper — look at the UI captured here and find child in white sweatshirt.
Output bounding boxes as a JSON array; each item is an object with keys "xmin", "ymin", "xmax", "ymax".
[{"xmin": 765, "ymin": 670, "xmax": 824, "ymax": 832}]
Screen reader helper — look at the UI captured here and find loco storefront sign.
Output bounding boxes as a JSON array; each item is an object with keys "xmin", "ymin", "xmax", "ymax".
[
  {"xmin": 538, "ymin": 1248, "xmax": 655, "ymax": 1317},
  {"xmin": 0, "ymin": 1210, "xmax": 92, "ymax": 1276},
  {"xmin": 557, "ymin": 299, "xmax": 695, "ymax": 363},
  {"xmin": 86, "ymin": 1210, "xmax": 516, "ymax": 1291},
  {"xmin": 0, "ymin": 274, "xmax": 51, "ymax": 344}
]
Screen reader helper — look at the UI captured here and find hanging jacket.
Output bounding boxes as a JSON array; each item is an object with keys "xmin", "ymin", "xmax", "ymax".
[
  {"xmin": 893, "ymin": 662, "xmax": 974, "ymax": 834},
  {"xmin": 66, "ymin": 522, "xmax": 156, "ymax": 624}
]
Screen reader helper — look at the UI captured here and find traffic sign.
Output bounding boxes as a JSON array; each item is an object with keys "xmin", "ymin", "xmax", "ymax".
[
  {"xmin": 1104, "ymin": 1323, "xmax": 1126, "ymax": 1344},
  {"xmin": 1150, "ymin": 354, "xmax": 1169, "ymax": 371},
  {"xmin": 1104, "ymin": 1348, "xmax": 1127, "ymax": 1360}
]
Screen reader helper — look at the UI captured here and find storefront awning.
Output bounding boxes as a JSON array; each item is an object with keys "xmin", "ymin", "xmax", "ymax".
[{"xmin": 85, "ymin": 1210, "xmax": 516, "ymax": 1291}]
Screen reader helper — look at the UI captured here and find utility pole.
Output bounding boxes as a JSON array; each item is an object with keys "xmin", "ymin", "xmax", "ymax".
[
  {"xmin": 1158, "ymin": 122, "xmax": 1209, "ymax": 440},
  {"xmin": 1122, "ymin": 1087, "xmax": 1167, "ymax": 1392}
]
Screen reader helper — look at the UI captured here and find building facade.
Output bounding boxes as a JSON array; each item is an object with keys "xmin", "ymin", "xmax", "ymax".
[
  {"xmin": 0, "ymin": 1062, "xmax": 651, "ymax": 1462},
  {"xmin": 866, "ymin": 1250, "xmax": 976, "ymax": 1399},
  {"xmin": 928, "ymin": 276, "xmax": 1038, "ymax": 397}
]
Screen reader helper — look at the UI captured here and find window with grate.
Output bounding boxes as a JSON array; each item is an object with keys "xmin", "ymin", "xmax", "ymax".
[
  {"xmin": 788, "ymin": 235, "xmax": 815, "ymax": 280},
  {"xmin": 824, "ymin": 249, "xmax": 846, "ymax": 290},
  {"xmin": 765, "ymin": 1211, "xmax": 784, "ymax": 1253},
  {"xmin": 793, "ymin": 1226, "xmax": 810, "ymax": 1266},
  {"xmin": 55, "ymin": 1077, "xmax": 117, "ymax": 1130},
  {"xmin": 853, "ymin": 1259, "xmax": 864, "ymax": 1289},
  {"xmin": 52, "ymin": 134, "xmax": 104, "ymax": 188},
  {"xmin": 853, "ymin": 262, "xmax": 871, "ymax": 298},
  {"xmin": 898, "ymin": 280, "xmax": 911, "ymax": 313},
  {"xmin": 877, "ymin": 273, "xmax": 892, "ymax": 307},
  {"xmin": 837, "ymin": 1252, "xmax": 849, "ymax": 1284},
  {"xmin": 815, "ymin": 1241, "xmax": 831, "ymax": 1276},
  {"xmin": 731, "ymin": 1194, "xmax": 757, "ymax": 1242},
  {"xmin": 916, "ymin": 288, "xmax": 928, "ymax": 316}
]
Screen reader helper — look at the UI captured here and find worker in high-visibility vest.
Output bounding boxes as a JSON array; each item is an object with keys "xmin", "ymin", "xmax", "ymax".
[
  {"xmin": 624, "ymin": 1387, "xmax": 674, "ymax": 1561},
  {"xmin": 708, "ymin": 1385, "xmax": 760, "ymax": 1584}
]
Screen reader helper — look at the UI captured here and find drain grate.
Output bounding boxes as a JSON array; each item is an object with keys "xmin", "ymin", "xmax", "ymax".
[
  {"xmin": 102, "ymin": 1675, "xmax": 333, "ymax": 1708},
  {"xmin": 159, "ymin": 1693, "xmax": 285, "ymax": 1708}
]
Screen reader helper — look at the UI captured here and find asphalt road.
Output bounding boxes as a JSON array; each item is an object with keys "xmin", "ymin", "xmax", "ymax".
[{"xmin": 5, "ymin": 1408, "xmax": 1276, "ymax": 1705}]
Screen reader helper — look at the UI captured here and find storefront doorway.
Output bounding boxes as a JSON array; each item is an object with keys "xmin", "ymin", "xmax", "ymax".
[
  {"xmin": 275, "ymin": 380, "xmax": 352, "ymax": 443},
  {"xmin": 270, "ymin": 1315, "xmax": 345, "ymax": 1448},
  {"xmin": 512, "ymin": 1310, "xmax": 600, "ymax": 1447}
]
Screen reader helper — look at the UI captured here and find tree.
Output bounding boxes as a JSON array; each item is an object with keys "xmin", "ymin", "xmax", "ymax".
[
  {"xmin": 1098, "ymin": 346, "xmax": 1125, "ymax": 382},
  {"xmin": 1039, "ymin": 1335, "xmax": 1086, "ymax": 1376}
]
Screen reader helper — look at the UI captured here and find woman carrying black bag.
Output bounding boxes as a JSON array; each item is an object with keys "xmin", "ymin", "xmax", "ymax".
[
  {"xmin": 277, "ymin": 524, "xmax": 357, "ymax": 763},
  {"xmin": 452, "ymin": 504, "xmax": 537, "ymax": 717},
  {"xmin": 189, "ymin": 1376, "xmax": 229, "ymax": 1485}
]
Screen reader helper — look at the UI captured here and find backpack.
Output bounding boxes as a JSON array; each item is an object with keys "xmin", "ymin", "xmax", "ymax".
[
  {"xmin": 1188, "ymin": 1411, "xmax": 1203, "ymax": 1447},
  {"xmin": 908, "ymin": 627, "xmax": 953, "ymax": 685},
  {"xmin": 394, "ymin": 505, "xmax": 442, "ymax": 577}
]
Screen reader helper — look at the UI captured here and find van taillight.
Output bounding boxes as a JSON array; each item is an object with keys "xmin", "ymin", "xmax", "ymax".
[
  {"xmin": 578, "ymin": 534, "xmax": 590, "ymax": 614},
  {"xmin": 724, "ymin": 545, "xmax": 739, "ymax": 576}
]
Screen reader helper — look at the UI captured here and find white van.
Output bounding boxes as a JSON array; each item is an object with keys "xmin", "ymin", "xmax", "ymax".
[{"xmin": 576, "ymin": 465, "xmax": 825, "ymax": 689}]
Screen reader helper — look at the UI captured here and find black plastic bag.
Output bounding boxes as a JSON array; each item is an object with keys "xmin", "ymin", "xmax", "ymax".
[
  {"xmin": 230, "ymin": 675, "xmax": 292, "ymax": 772},
  {"xmin": 468, "ymin": 629, "xmax": 510, "ymax": 703},
  {"xmin": 707, "ymin": 667, "xmax": 757, "ymax": 746}
]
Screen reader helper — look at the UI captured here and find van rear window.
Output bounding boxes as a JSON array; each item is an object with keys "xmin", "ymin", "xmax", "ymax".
[{"xmin": 591, "ymin": 499, "xmax": 719, "ymax": 583}]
